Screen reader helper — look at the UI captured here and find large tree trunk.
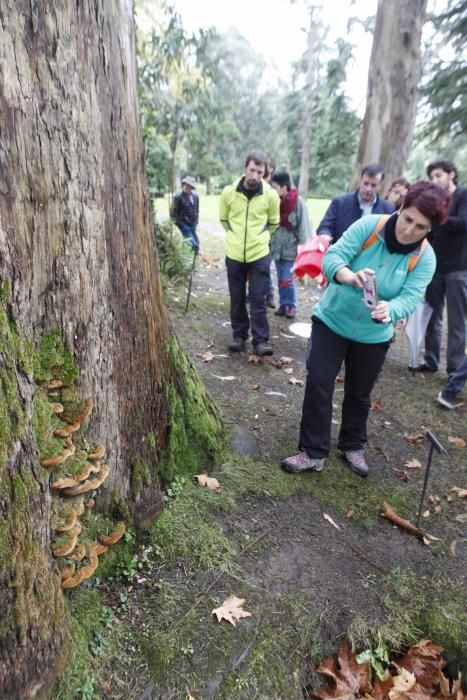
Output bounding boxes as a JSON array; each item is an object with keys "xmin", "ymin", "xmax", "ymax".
[
  {"xmin": 350, "ymin": 0, "xmax": 427, "ymax": 190},
  {"xmin": 298, "ymin": 6, "xmax": 318, "ymax": 199},
  {"xmin": 0, "ymin": 1, "xmax": 221, "ymax": 696}
]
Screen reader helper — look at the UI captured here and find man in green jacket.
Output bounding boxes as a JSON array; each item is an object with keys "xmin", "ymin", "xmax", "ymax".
[{"xmin": 220, "ymin": 151, "xmax": 280, "ymax": 356}]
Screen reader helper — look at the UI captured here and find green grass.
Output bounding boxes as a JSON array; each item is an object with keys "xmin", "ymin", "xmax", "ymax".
[{"xmin": 154, "ymin": 194, "xmax": 330, "ymax": 230}]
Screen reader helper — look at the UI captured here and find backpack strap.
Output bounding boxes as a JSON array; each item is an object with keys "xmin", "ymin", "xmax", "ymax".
[
  {"xmin": 360, "ymin": 214, "xmax": 427, "ymax": 272},
  {"xmin": 360, "ymin": 215, "xmax": 390, "ymax": 251}
]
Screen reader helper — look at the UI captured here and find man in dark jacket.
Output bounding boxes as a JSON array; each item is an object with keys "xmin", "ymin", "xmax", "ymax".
[
  {"xmin": 317, "ymin": 163, "xmax": 394, "ymax": 242},
  {"xmin": 170, "ymin": 175, "xmax": 199, "ymax": 250},
  {"xmin": 416, "ymin": 160, "xmax": 467, "ymax": 374}
]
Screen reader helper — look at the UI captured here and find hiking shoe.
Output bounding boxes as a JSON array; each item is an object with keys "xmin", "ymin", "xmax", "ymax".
[
  {"xmin": 285, "ymin": 306, "xmax": 296, "ymax": 319},
  {"xmin": 411, "ymin": 363, "xmax": 437, "ymax": 373},
  {"xmin": 274, "ymin": 305, "xmax": 286, "ymax": 317},
  {"xmin": 281, "ymin": 451, "xmax": 324, "ymax": 473},
  {"xmin": 342, "ymin": 450, "xmax": 368, "ymax": 477},
  {"xmin": 227, "ymin": 337, "xmax": 247, "ymax": 353},
  {"xmin": 436, "ymin": 389, "xmax": 459, "ymax": 409},
  {"xmin": 253, "ymin": 342, "xmax": 273, "ymax": 357},
  {"xmin": 266, "ymin": 293, "xmax": 275, "ymax": 308}
]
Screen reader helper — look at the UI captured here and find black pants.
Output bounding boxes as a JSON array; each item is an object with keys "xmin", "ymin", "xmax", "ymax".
[
  {"xmin": 299, "ymin": 318, "xmax": 390, "ymax": 458},
  {"xmin": 226, "ymin": 255, "xmax": 271, "ymax": 345}
]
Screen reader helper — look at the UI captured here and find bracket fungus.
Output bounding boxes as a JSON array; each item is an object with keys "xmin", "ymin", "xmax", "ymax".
[
  {"xmin": 52, "ymin": 522, "xmax": 82, "ymax": 557},
  {"xmin": 88, "ymin": 444, "xmax": 105, "ymax": 461},
  {"xmin": 62, "ymin": 463, "xmax": 109, "ymax": 496},
  {"xmin": 63, "ymin": 398, "xmax": 93, "ymax": 425},
  {"xmin": 98, "ymin": 521, "xmax": 126, "ymax": 546},
  {"xmin": 61, "ymin": 544, "xmax": 99, "ymax": 589},
  {"xmin": 48, "ymin": 379, "xmax": 64, "ymax": 390},
  {"xmin": 41, "ymin": 440, "xmax": 76, "ymax": 468}
]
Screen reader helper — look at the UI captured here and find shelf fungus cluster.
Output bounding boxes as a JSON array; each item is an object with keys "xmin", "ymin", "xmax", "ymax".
[{"xmin": 43, "ymin": 380, "xmax": 126, "ymax": 590}]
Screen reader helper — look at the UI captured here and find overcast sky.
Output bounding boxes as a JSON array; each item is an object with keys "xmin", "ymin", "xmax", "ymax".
[{"xmin": 170, "ymin": 0, "xmax": 377, "ymax": 114}]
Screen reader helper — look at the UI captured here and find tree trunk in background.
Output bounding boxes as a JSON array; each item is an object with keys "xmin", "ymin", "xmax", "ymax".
[
  {"xmin": 349, "ymin": 0, "xmax": 427, "ymax": 190},
  {"xmin": 0, "ymin": 1, "xmax": 221, "ymax": 695},
  {"xmin": 298, "ymin": 7, "xmax": 318, "ymax": 199}
]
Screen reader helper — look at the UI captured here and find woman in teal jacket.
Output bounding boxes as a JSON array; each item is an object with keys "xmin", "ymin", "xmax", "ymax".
[{"xmin": 281, "ymin": 182, "xmax": 451, "ymax": 477}]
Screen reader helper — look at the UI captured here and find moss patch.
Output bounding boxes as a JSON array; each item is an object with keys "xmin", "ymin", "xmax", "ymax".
[
  {"xmin": 33, "ymin": 330, "xmax": 78, "ymax": 385},
  {"xmin": 131, "ymin": 456, "xmax": 152, "ymax": 498}
]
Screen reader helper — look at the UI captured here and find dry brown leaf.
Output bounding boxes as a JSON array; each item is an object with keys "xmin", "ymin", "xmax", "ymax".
[
  {"xmin": 444, "ymin": 491, "xmax": 453, "ymax": 502},
  {"xmin": 422, "ymin": 509, "xmax": 430, "ymax": 518},
  {"xmin": 247, "ymin": 354, "xmax": 263, "ymax": 365},
  {"xmin": 371, "ymin": 399, "xmax": 384, "ymax": 410},
  {"xmin": 392, "ymin": 468, "xmax": 409, "ymax": 482},
  {"xmin": 448, "ymin": 435, "xmax": 466, "ymax": 448},
  {"xmin": 323, "ymin": 513, "xmax": 341, "ymax": 530},
  {"xmin": 451, "ymin": 486, "xmax": 467, "ymax": 498},
  {"xmin": 450, "ymin": 540, "xmax": 457, "ymax": 557},
  {"xmin": 455, "ymin": 513, "xmax": 467, "ymax": 523},
  {"xmin": 197, "ymin": 351, "xmax": 216, "ymax": 362},
  {"xmin": 288, "ymin": 376, "xmax": 304, "ymax": 386},
  {"xmin": 405, "ymin": 458, "xmax": 422, "ymax": 469},
  {"xmin": 434, "ymin": 505, "xmax": 442, "ymax": 513},
  {"xmin": 314, "ymin": 643, "xmax": 371, "ymax": 698},
  {"xmin": 252, "ymin": 383, "xmax": 260, "ymax": 390},
  {"xmin": 346, "ymin": 509, "xmax": 355, "ymax": 518},
  {"xmin": 405, "ymin": 433, "xmax": 425, "ymax": 445},
  {"xmin": 212, "ymin": 594, "xmax": 251, "ymax": 626},
  {"xmin": 279, "ymin": 356, "xmax": 294, "ymax": 364},
  {"xmin": 389, "ymin": 667, "xmax": 417, "ymax": 698},
  {"xmin": 283, "ymin": 367, "xmax": 294, "ymax": 375},
  {"xmin": 195, "ymin": 474, "xmax": 221, "ymax": 493}
]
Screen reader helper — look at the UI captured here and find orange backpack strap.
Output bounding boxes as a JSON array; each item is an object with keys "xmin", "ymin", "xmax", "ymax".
[
  {"xmin": 360, "ymin": 215, "xmax": 391, "ymax": 251},
  {"xmin": 408, "ymin": 238, "xmax": 428, "ymax": 272}
]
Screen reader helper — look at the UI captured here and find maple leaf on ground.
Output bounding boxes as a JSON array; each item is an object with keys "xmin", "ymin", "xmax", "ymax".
[
  {"xmin": 451, "ymin": 486, "xmax": 467, "ymax": 498},
  {"xmin": 405, "ymin": 458, "xmax": 422, "ymax": 469},
  {"xmin": 248, "ymin": 354, "xmax": 263, "ymax": 365},
  {"xmin": 195, "ymin": 474, "xmax": 221, "ymax": 493},
  {"xmin": 392, "ymin": 468, "xmax": 409, "ymax": 482},
  {"xmin": 405, "ymin": 433, "xmax": 425, "ymax": 445},
  {"xmin": 280, "ymin": 356, "xmax": 294, "ymax": 364},
  {"xmin": 313, "ymin": 643, "xmax": 371, "ymax": 699},
  {"xmin": 197, "ymin": 351, "xmax": 215, "ymax": 362},
  {"xmin": 394, "ymin": 639, "xmax": 447, "ymax": 694},
  {"xmin": 212, "ymin": 594, "xmax": 251, "ymax": 626},
  {"xmin": 283, "ymin": 367, "xmax": 294, "ymax": 375}
]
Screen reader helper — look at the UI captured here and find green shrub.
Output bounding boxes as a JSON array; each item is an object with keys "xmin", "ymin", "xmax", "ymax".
[{"xmin": 155, "ymin": 219, "xmax": 195, "ymax": 283}]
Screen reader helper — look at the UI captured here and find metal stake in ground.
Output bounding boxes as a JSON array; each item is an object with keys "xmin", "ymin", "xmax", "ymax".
[
  {"xmin": 415, "ymin": 430, "xmax": 448, "ymax": 529},
  {"xmin": 184, "ymin": 247, "xmax": 198, "ymax": 315}
]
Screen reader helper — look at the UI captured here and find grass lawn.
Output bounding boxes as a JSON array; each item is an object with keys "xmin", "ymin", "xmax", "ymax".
[{"xmin": 155, "ymin": 194, "xmax": 330, "ymax": 229}]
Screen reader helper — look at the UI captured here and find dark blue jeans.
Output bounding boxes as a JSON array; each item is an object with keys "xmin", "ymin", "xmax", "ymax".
[
  {"xmin": 424, "ymin": 270, "xmax": 467, "ymax": 373},
  {"xmin": 178, "ymin": 223, "xmax": 199, "ymax": 251},
  {"xmin": 299, "ymin": 318, "xmax": 390, "ymax": 458},
  {"xmin": 226, "ymin": 255, "xmax": 271, "ymax": 346}
]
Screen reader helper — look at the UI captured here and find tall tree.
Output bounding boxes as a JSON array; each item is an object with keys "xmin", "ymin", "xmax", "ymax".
[
  {"xmin": 350, "ymin": 0, "xmax": 427, "ymax": 189},
  {"xmin": 298, "ymin": 5, "xmax": 320, "ymax": 198},
  {"xmin": 0, "ymin": 1, "xmax": 221, "ymax": 695}
]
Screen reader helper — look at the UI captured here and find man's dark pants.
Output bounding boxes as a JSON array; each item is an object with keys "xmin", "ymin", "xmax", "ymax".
[
  {"xmin": 299, "ymin": 318, "xmax": 390, "ymax": 458},
  {"xmin": 424, "ymin": 270, "xmax": 467, "ymax": 374},
  {"xmin": 226, "ymin": 255, "xmax": 271, "ymax": 346}
]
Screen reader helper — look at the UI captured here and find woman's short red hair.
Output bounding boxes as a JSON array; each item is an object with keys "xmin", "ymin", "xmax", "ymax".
[{"xmin": 402, "ymin": 181, "xmax": 451, "ymax": 227}]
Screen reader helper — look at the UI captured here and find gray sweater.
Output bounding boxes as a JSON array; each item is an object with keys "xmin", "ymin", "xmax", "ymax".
[{"xmin": 269, "ymin": 196, "xmax": 312, "ymax": 261}]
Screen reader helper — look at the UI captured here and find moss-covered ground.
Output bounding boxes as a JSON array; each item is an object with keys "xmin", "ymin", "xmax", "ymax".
[{"xmin": 50, "ymin": 223, "xmax": 466, "ymax": 698}]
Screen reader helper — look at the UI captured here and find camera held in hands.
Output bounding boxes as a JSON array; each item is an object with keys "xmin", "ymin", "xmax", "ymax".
[{"xmin": 362, "ymin": 272, "xmax": 377, "ymax": 309}]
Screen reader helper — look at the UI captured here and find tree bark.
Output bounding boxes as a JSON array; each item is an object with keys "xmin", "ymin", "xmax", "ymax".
[
  {"xmin": 298, "ymin": 6, "xmax": 318, "ymax": 199},
  {"xmin": 349, "ymin": 0, "xmax": 427, "ymax": 190},
  {"xmin": 0, "ymin": 1, "xmax": 221, "ymax": 695}
]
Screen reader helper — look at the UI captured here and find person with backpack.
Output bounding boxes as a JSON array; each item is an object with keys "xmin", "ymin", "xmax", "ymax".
[
  {"xmin": 270, "ymin": 170, "xmax": 312, "ymax": 318},
  {"xmin": 281, "ymin": 181, "xmax": 450, "ymax": 477}
]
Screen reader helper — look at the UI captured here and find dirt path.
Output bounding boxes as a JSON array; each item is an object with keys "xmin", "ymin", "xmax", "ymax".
[{"xmin": 85, "ymin": 223, "xmax": 466, "ymax": 699}]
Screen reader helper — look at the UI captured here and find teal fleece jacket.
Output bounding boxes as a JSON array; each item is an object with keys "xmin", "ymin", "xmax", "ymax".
[{"xmin": 314, "ymin": 215, "xmax": 436, "ymax": 344}]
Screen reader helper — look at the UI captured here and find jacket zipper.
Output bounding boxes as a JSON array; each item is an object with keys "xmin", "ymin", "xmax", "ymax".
[{"xmin": 244, "ymin": 200, "xmax": 250, "ymax": 262}]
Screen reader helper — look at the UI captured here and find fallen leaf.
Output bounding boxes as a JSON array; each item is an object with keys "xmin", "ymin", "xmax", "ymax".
[
  {"xmin": 252, "ymin": 384, "xmax": 260, "ymax": 390},
  {"xmin": 444, "ymin": 491, "xmax": 452, "ymax": 502},
  {"xmin": 448, "ymin": 435, "xmax": 466, "ymax": 448},
  {"xmin": 371, "ymin": 399, "xmax": 384, "ymax": 410},
  {"xmin": 455, "ymin": 513, "xmax": 467, "ymax": 523},
  {"xmin": 389, "ymin": 667, "xmax": 417, "ymax": 698},
  {"xmin": 405, "ymin": 433, "xmax": 424, "ymax": 445},
  {"xmin": 283, "ymin": 367, "xmax": 294, "ymax": 375},
  {"xmin": 450, "ymin": 540, "xmax": 457, "ymax": 557},
  {"xmin": 323, "ymin": 513, "xmax": 341, "ymax": 530},
  {"xmin": 428, "ymin": 495, "xmax": 435, "ymax": 503},
  {"xmin": 186, "ymin": 689, "xmax": 196, "ymax": 700},
  {"xmin": 195, "ymin": 474, "xmax": 221, "ymax": 493},
  {"xmin": 211, "ymin": 374, "xmax": 235, "ymax": 381},
  {"xmin": 288, "ymin": 377, "xmax": 304, "ymax": 386},
  {"xmin": 212, "ymin": 594, "xmax": 251, "ymax": 626},
  {"xmin": 392, "ymin": 468, "xmax": 409, "ymax": 482},
  {"xmin": 248, "ymin": 354, "xmax": 263, "ymax": 365},
  {"xmin": 422, "ymin": 509, "xmax": 430, "ymax": 518},
  {"xmin": 422, "ymin": 536, "xmax": 431, "ymax": 546},
  {"xmin": 280, "ymin": 356, "xmax": 294, "ymax": 364},
  {"xmin": 346, "ymin": 509, "xmax": 355, "ymax": 518},
  {"xmin": 405, "ymin": 458, "xmax": 422, "ymax": 469},
  {"xmin": 451, "ymin": 486, "xmax": 467, "ymax": 497},
  {"xmin": 315, "ymin": 643, "xmax": 371, "ymax": 697},
  {"xmin": 434, "ymin": 505, "xmax": 442, "ymax": 513},
  {"xmin": 197, "ymin": 351, "xmax": 215, "ymax": 362}
]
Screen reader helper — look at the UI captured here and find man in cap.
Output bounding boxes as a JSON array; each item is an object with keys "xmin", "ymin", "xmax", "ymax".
[{"xmin": 170, "ymin": 175, "xmax": 200, "ymax": 250}]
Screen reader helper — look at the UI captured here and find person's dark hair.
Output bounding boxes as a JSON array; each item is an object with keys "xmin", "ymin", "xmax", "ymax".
[
  {"xmin": 271, "ymin": 171, "xmax": 292, "ymax": 190},
  {"xmin": 402, "ymin": 181, "xmax": 451, "ymax": 227},
  {"xmin": 426, "ymin": 160, "xmax": 458, "ymax": 185},
  {"xmin": 361, "ymin": 162, "xmax": 385, "ymax": 181},
  {"xmin": 245, "ymin": 150, "xmax": 268, "ymax": 169},
  {"xmin": 384, "ymin": 177, "xmax": 410, "ymax": 198}
]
